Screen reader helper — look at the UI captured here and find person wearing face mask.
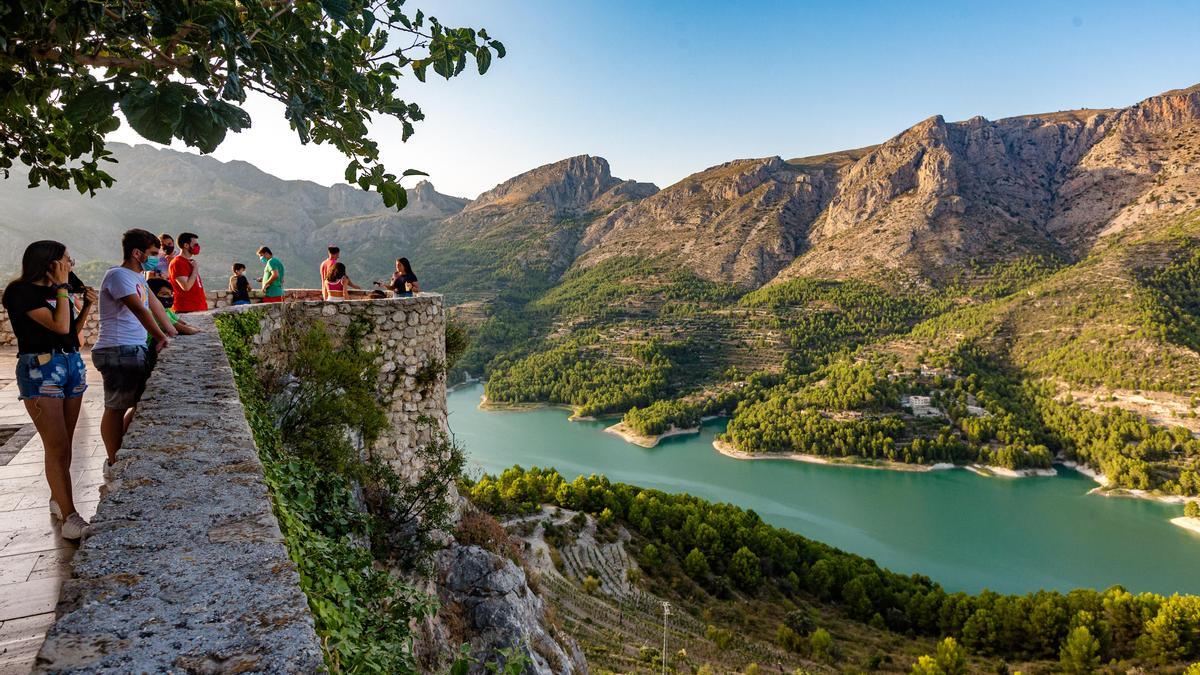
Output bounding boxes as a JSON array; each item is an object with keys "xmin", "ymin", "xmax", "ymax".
[
  {"xmin": 168, "ymin": 231, "xmax": 208, "ymax": 313},
  {"xmin": 147, "ymin": 233, "xmax": 176, "ymax": 280},
  {"xmin": 145, "ymin": 279, "xmax": 201, "ymax": 340},
  {"xmin": 93, "ymin": 229, "xmax": 177, "ymax": 478},
  {"xmin": 256, "ymin": 246, "xmax": 285, "ymax": 303}
]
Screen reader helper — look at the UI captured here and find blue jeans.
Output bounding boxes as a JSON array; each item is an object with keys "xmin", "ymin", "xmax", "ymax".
[{"xmin": 16, "ymin": 351, "xmax": 88, "ymax": 401}]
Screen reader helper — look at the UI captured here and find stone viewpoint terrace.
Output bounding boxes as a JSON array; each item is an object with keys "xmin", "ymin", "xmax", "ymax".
[{"xmin": 0, "ymin": 290, "xmax": 447, "ymax": 673}]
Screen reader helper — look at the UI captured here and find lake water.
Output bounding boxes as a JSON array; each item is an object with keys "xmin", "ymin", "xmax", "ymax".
[{"xmin": 449, "ymin": 384, "xmax": 1199, "ymax": 595}]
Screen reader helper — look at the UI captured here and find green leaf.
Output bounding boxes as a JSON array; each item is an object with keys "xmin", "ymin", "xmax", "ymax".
[
  {"xmin": 211, "ymin": 100, "xmax": 251, "ymax": 132},
  {"xmin": 177, "ymin": 102, "xmax": 227, "ymax": 153},
  {"xmin": 491, "ymin": 40, "xmax": 506, "ymax": 58},
  {"xmin": 320, "ymin": 0, "xmax": 351, "ymax": 23},
  {"xmin": 475, "ymin": 47, "xmax": 492, "ymax": 75},
  {"xmin": 119, "ymin": 81, "xmax": 191, "ymax": 144},
  {"xmin": 95, "ymin": 116, "xmax": 122, "ymax": 135},
  {"xmin": 63, "ymin": 85, "xmax": 119, "ymax": 126},
  {"xmin": 401, "ymin": 169, "xmax": 428, "ymax": 177}
]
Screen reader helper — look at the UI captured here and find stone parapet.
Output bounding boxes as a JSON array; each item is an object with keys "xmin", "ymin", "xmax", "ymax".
[
  {"xmin": 0, "ymin": 287, "xmax": 375, "ymax": 347},
  {"xmin": 221, "ymin": 293, "xmax": 448, "ymax": 477},
  {"xmin": 34, "ymin": 313, "xmax": 323, "ymax": 673}
]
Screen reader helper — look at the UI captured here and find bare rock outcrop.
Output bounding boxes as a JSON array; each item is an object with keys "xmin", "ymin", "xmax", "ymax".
[
  {"xmin": 575, "ymin": 155, "xmax": 842, "ymax": 285},
  {"xmin": 415, "ymin": 543, "xmax": 587, "ymax": 674}
]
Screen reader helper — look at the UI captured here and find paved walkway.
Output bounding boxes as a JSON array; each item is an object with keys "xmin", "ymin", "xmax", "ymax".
[{"xmin": 0, "ymin": 350, "xmax": 105, "ymax": 674}]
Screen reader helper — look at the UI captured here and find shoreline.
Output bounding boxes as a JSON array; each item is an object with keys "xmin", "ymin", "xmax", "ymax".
[
  {"xmin": 713, "ymin": 439, "xmax": 1062, "ymax": 478},
  {"xmin": 477, "ymin": 394, "xmax": 607, "ymax": 422},
  {"xmin": 604, "ymin": 421, "xmax": 701, "ymax": 448},
  {"xmin": 1170, "ymin": 517, "xmax": 1200, "ymax": 536},
  {"xmin": 712, "ymin": 440, "xmax": 1200, "ymax": 509},
  {"xmin": 475, "ymin": 389, "xmax": 1198, "ymax": 511}
]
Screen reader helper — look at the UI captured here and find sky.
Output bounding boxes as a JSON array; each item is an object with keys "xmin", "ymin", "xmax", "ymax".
[{"xmin": 110, "ymin": 0, "xmax": 1200, "ymax": 199}]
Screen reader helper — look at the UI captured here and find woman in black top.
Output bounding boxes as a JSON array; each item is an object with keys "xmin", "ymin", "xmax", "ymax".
[
  {"xmin": 384, "ymin": 257, "xmax": 420, "ymax": 297},
  {"xmin": 1, "ymin": 240, "xmax": 96, "ymax": 539}
]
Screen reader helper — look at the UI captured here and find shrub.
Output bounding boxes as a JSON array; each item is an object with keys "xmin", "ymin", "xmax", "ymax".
[
  {"xmin": 1059, "ymin": 625, "xmax": 1101, "ymax": 674},
  {"xmin": 454, "ymin": 509, "xmax": 518, "ymax": 561},
  {"xmin": 776, "ymin": 624, "xmax": 805, "ymax": 653},
  {"xmin": 810, "ymin": 628, "xmax": 836, "ymax": 663}
]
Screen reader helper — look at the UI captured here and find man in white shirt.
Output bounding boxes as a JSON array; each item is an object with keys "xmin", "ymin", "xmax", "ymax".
[{"xmin": 93, "ymin": 228, "xmax": 177, "ymax": 476}]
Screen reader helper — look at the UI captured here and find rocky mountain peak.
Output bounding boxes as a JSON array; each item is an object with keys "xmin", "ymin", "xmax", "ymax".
[{"xmin": 467, "ymin": 154, "xmax": 622, "ymax": 214}]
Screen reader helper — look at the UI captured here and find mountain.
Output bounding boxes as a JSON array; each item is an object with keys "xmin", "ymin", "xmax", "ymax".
[
  {"xmin": 573, "ymin": 154, "xmax": 854, "ymax": 286},
  {"xmin": 416, "ymin": 154, "xmax": 657, "ymax": 299},
  {"xmin": 0, "ymin": 143, "xmax": 467, "ymax": 286}
]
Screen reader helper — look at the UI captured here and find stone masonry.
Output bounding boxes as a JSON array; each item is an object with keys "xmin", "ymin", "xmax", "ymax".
[
  {"xmin": 34, "ymin": 313, "xmax": 323, "ymax": 673},
  {"xmin": 227, "ymin": 293, "xmax": 448, "ymax": 477},
  {"xmin": 0, "ymin": 288, "xmax": 362, "ymax": 348}
]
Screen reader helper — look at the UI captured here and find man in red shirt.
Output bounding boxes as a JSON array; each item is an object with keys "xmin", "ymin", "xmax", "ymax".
[{"xmin": 168, "ymin": 232, "xmax": 208, "ymax": 313}]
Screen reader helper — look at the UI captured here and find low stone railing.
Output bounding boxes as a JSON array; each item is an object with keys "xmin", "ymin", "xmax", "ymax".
[
  {"xmin": 34, "ymin": 311, "xmax": 323, "ymax": 672},
  {"xmin": 0, "ymin": 287, "xmax": 379, "ymax": 347}
]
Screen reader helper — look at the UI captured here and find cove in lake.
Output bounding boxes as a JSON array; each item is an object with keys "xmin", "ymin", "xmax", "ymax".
[{"xmin": 449, "ymin": 384, "xmax": 1199, "ymax": 596}]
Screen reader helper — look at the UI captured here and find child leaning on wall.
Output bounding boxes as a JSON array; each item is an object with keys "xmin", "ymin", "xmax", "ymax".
[{"xmin": 146, "ymin": 279, "xmax": 201, "ymax": 341}]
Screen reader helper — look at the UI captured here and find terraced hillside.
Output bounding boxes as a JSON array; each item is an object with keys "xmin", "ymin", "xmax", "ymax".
[{"xmin": 472, "ymin": 469, "xmax": 1200, "ymax": 673}]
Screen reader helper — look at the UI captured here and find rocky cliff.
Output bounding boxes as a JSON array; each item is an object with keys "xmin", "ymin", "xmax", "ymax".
[
  {"xmin": 776, "ymin": 84, "xmax": 1200, "ymax": 283},
  {"xmin": 574, "ymin": 154, "xmax": 849, "ymax": 286}
]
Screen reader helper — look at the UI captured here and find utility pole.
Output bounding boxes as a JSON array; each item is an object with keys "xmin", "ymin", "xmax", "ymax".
[{"xmin": 661, "ymin": 600, "xmax": 671, "ymax": 675}]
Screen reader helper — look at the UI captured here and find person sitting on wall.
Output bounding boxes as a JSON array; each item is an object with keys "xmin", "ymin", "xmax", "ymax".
[
  {"xmin": 229, "ymin": 263, "xmax": 252, "ymax": 305},
  {"xmin": 147, "ymin": 279, "xmax": 201, "ymax": 338},
  {"xmin": 168, "ymin": 232, "xmax": 208, "ymax": 313},
  {"xmin": 324, "ymin": 262, "xmax": 353, "ymax": 302},
  {"xmin": 320, "ymin": 246, "xmax": 364, "ymax": 300},
  {"xmin": 2, "ymin": 240, "xmax": 97, "ymax": 540},
  {"xmin": 375, "ymin": 257, "xmax": 419, "ymax": 297},
  {"xmin": 256, "ymin": 246, "xmax": 285, "ymax": 303}
]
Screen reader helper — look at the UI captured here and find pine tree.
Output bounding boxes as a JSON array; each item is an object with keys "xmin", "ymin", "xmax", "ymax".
[{"xmin": 1059, "ymin": 626, "xmax": 1101, "ymax": 674}]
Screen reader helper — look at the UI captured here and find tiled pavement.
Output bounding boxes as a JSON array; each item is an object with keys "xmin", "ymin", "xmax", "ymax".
[{"xmin": 0, "ymin": 350, "xmax": 106, "ymax": 674}]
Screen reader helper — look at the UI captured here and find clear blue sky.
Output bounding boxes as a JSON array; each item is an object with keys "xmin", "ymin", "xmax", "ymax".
[{"xmin": 114, "ymin": 0, "xmax": 1200, "ymax": 198}]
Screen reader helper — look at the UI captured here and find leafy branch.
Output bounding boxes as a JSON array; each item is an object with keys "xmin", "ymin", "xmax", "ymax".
[{"xmin": 1, "ymin": 0, "xmax": 504, "ymax": 207}]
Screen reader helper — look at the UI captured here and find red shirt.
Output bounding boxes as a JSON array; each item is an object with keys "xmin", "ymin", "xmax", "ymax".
[
  {"xmin": 320, "ymin": 257, "xmax": 337, "ymax": 282},
  {"xmin": 168, "ymin": 256, "xmax": 208, "ymax": 313}
]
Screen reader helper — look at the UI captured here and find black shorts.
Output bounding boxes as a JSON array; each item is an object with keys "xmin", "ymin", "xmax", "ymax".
[{"xmin": 92, "ymin": 344, "xmax": 153, "ymax": 410}]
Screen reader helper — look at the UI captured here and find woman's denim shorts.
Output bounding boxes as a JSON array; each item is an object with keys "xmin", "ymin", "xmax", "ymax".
[{"xmin": 16, "ymin": 351, "xmax": 88, "ymax": 401}]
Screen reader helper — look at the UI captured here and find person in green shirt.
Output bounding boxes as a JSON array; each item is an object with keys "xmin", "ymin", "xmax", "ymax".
[
  {"xmin": 256, "ymin": 246, "xmax": 285, "ymax": 302},
  {"xmin": 146, "ymin": 279, "xmax": 200, "ymax": 344}
]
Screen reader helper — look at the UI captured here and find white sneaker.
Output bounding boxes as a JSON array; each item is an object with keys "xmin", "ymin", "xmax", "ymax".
[
  {"xmin": 102, "ymin": 459, "xmax": 117, "ymax": 481},
  {"xmin": 49, "ymin": 499, "xmax": 63, "ymax": 521},
  {"xmin": 61, "ymin": 512, "xmax": 90, "ymax": 540}
]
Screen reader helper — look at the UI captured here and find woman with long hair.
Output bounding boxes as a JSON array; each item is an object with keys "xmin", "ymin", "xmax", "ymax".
[
  {"xmin": 324, "ymin": 261, "xmax": 350, "ymax": 302},
  {"xmin": 1, "ymin": 241, "xmax": 96, "ymax": 539},
  {"xmin": 382, "ymin": 257, "xmax": 420, "ymax": 297}
]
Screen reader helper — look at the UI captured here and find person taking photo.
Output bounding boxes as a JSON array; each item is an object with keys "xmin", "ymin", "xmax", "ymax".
[{"xmin": 2, "ymin": 241, "xmax": 96, "ymax": 539}]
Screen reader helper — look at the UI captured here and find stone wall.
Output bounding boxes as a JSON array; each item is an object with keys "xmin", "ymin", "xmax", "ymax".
[
  {"xmin": 224, "ymin": 293, "xmax": 447, "ymax": 476},
  {"xmin": 35, "ymin": 313, "xmax": 323, "ymax": 672},
  {"xmin": 0, "ymin": 288, "xmax": 368, "ymax": 348}
]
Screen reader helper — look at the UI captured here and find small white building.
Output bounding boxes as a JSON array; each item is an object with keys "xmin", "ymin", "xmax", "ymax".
[{"xmin": 902, "ymin": 395, "xmax": 943, "ymax": 418}]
